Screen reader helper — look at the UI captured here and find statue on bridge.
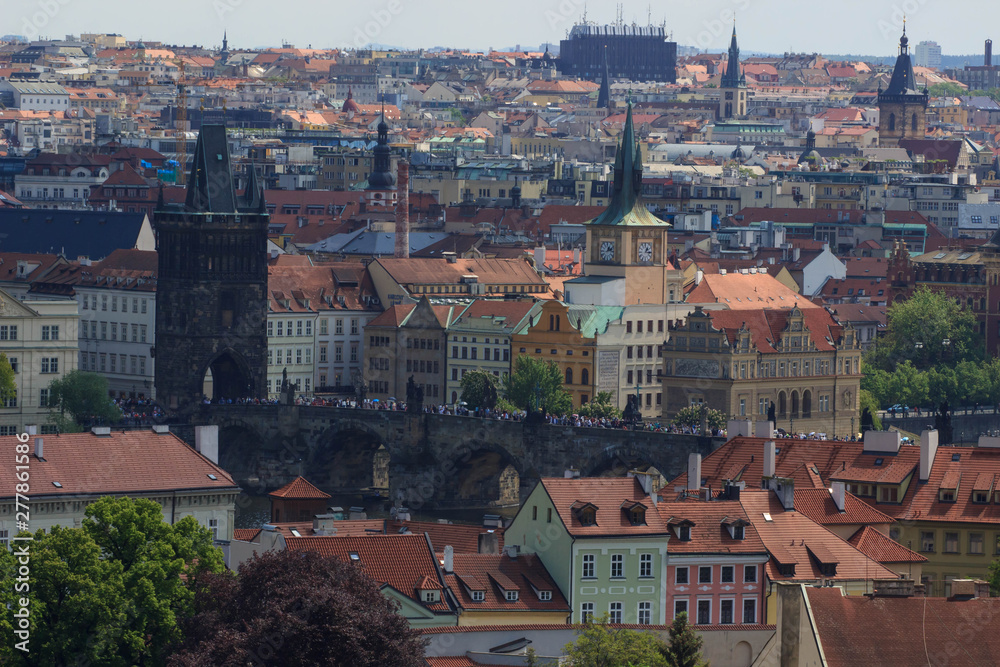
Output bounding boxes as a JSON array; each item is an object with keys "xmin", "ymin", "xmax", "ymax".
[
  {"xmin": 860, "ymin": 406, "xmax": 874, "ymax": 433},
  {"xmin": 935, "ymin": 400, "xmax": 953, "ymax": 444},
  {"xmin": 767, "ymin": 401, "xmax": 776, "ymax": 427},
  {"xmin": 406, "ymin": 375, "xmax": 423, "ymax": 413},
  {"xmin": 623, "ymin": 394, "xmax": 641, "ymax": 425}
]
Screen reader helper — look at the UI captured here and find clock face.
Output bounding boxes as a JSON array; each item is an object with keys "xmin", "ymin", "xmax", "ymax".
[
  {"xmin": 600, "ymin": 241, "xmax": 615, "ymax": 261},
  {"xmin": 637, "ymin": 242, "xmax": 653, "ymax": 262}
]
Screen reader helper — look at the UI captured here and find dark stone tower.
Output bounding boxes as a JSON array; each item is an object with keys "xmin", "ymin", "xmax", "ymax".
[
  {"xmin": 878, "ymin": 25, "xmax": 929, "ymax": 147},
  {"xmin": 718, "ymin": 25, "xmax": 747, "ymax": 120},
  {"xmin": 154, "ymin": 124, "xmax": 268, "ymax": 412},
  {"xmin": 367, "ymin": 100, "xmax": 396, "ymax": 191},
  {"xmin": 597, "ymin": 46, "xmax": 611, "ymax": 110}
]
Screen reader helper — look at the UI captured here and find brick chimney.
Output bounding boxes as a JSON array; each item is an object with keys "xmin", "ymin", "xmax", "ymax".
[{"xmin": 395, "ymin": 160, "xmax": 409, "ymax": 258}]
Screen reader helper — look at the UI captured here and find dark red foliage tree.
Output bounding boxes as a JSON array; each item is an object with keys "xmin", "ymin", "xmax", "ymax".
[{"xmin": 168, "ymin": 549, "xmax": 426, "ymax": 667}]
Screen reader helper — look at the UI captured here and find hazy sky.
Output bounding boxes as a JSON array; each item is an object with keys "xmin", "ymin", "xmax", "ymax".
[{"xmin": 8, "ymin": 0, "xmax": 1000, "ymax": 56}]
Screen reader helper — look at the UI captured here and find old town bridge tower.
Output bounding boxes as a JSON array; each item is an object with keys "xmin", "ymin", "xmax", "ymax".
[{"xmin": 154, "ymin": 124, "xmax": 269, "ymax": 411}]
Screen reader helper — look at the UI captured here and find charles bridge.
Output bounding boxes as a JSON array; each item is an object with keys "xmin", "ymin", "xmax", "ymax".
[{"xmin": 172, "ymin": 404, "xmax": 726, "ymax": 509}]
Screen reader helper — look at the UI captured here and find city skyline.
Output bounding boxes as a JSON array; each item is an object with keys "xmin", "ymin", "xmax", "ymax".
[{"xmin": 7, "ymin": 0, "xmax": 1000, "ymax": 57}]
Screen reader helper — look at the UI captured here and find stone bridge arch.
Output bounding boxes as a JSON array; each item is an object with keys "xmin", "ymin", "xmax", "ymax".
[{"xmin": 311, "ymin": 419, "xmax": 397, "ymax": 494}]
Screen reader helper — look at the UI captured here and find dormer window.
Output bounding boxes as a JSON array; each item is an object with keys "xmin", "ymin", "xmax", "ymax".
[
  {"xmin": 679, "ymin": 525, "xmax": 691, "ymax": 541},
  {"xmin": 733, "ymin": 525, "xmax": 744, "ymax": 540},
  {"xmin": 422, "ymin": 590, "xmax": 440, "ymax": 603},
  {"xmin": 572, "ymin": 502, "xmax": 598, "ymax": 526},
  {"xmin": 973, "ymin": 491, "xmax": 989, "ymax": 504},
  {"xmin": 940, "ymin": 489, "xmax": 956, "ymax": 502},
  {"xmin": 621, "ymin": 500, "xmax": 647, "ymax": 526},
  {"xmin": 538, "ymin": 590, "xmax": 552, "ymax": 601},
  {"xmin": 471, "ymin": 591, "xmax": 485, "ymax": 602},
  {"xmin": 505, "ymin": 590, "xmax": 519, "ymax": 602},
  {"xmin": 668, "ymin": 518, "xmax": 695, "ymax": 541},
  {"xmin": 722, "ymin": 517, "xmax": 748, "ymax": 540}
]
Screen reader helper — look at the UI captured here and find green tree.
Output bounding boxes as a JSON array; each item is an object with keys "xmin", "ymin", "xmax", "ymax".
[
  {"xmin": 866, "ymin": 286, "xmax": 983, "ymax": 372},
  {"xmin": 886, "ymin": 360, "xmax": 929, "ymax": 408},
  {"xmin": 0, "ymin": 526, "xmax": 131, "ymax": 666},
  {"xmin": 564, "ymin": 615, "xmax": 669, "ymax": 667},
  {"xmin": 0, "ymin": 352, "xmax": 15, "ymax": 407},
  {"xmin": 926, "ymin": 366, "xmax": 958, "ymax": 407},
  {"xmin": 672, "ymin": 405, "xmax": 727, "ymax": 431},
  {"xmin": 460, "ymin": 369, "xmax": 499, "ymax": 410},
  {"xmin": 503, "ymin": 355, "xmax": 572, "ymax": 417},
  {"xmin": 47, "ymin": 370, "xmax": 120, "ymax": 430},
  {"xmin": 988, "ymin": 556, "xmax": 1000, "ymax": 596},
  {"xmin": 927, "ymin": 82, "xmax": 967, "ymax": 98},
  {"xmin": 82, "ymin": 496, "xmax": 225, "ymax": 665},
  {"xmin": 659, "ymin": 612, "xmax": 708, "ymax": 667},
  {"xmin": 860, "ymin": 365, "xmax": 890, "ymax": 407},
  {"xmin": 169, "ymin": 550, "xmax": 426, "ymax": 667},
  {"xmin": 577, "ymin": 391, "xmax": 622, "ymax": 420}
]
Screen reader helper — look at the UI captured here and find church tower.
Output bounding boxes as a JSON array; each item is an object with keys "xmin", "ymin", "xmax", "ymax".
[
  {"xmin": 718, "ymin": 26, "xmax": 747, "ymax": 120},
  {"xmin": 878, "ymin": 24, "xmax": 928, "ymax": 147},
  {"xmin": 580, "ymin": 101, "xmax": 677, "ymax": 305},
  {"xmin": 364, "ymin": 101, "xmax": 397, "ymax": 209},
  {"xmin": 154, "ymin": 125, "xmax": 269, "ymax": 412},
  {"xmin": 596, "ymin": 46, "xmax": 611, "ymax": 111}
]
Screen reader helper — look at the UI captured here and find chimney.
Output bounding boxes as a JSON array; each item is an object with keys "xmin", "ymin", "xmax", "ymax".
[
  {"xmin": 33, "ymin": 436, "xmax": 43, "ymax": 459},
  {"xmin": 873, "ymin": 579, "xmax": 915, "ymax": 598},
  {"xmin": 195, "ymin": 425, "xmax": 219, "ymax": 464},
  {"xmin": 504, "ymin": 545, "xmax": 519, "ymax": 559},
  {"xmin": 478, "ymin": 532, "xmax": 499, "ymax": 554},
  {"xmin": 763, "ymin": 440, "xmax": 776, "ymax": 479},
  {"xmin": 831, "ymin": 481, "xmax": 846, "ymax": 512},
  {"xmin": 687, "ymin": 453, "xmax": 702, "ymax": 492},
  {"xmin": 26, "ymin": 425, "xmax": 37, "ymax": 436},
  {"xmin": 695, "ymin": 269, "xmax": 704, "ymax": 285},
  {"xmin": 920, "ymin": 429, "xmax": 939, "ymax": 482},
  {"xmin": 395, "ymin": 160, "xmax": 410, "ymax": 258},
  {"xmin": 443, "ymin": 545, "xmax": 454, "ymax": 573},
  {"xmin": 792, "ymin": 247, "xmax": 801, "ymax": 261},
  {"xmin": 987, "ymin": 39, "xmax": 993, "ymax": 68},
  {"xmin": 534, "ymin": 245, "xmax": 546, "ymax": 270},
  {"xmin": 776, "ymin": 477, "xmax": 795, "ymax": 510}
]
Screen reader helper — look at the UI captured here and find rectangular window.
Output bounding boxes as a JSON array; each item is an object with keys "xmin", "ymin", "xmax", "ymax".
[
  {"xmin": 610, "ymin": 554, "xmax": 623, "ymax": 578},
  {"xmin": 743, "ymin": 598, "xmax": 757, "ymax": 624},
  {"xmin": 39, "ymin": 388, "xmax": 49, "ymax": 407},
  {"xmin": 319, "ymin": 346, "xmax": 327, "ymax": 363},
  {"xmin": 721, "ymin": 565, "xmax": 734, "ymax": 583},
  {"xmin": 132, "ymin": 298, "xmax": 138, "ymax": 314},
  {"xmin": 675, "ymin": 567, "xmax": 689, "ymax": 585},
  {"xmin": 351, "ymin": 319, "xmax": 358, "ymax": 335},
  {"xmin": 697, "ymin": 600, "xmax": 711, "ymax": 625},
  {"xmin": 609, "ymin": 602, "xmax": 622, "ymax": 624},
  {"xmin": 139, "ymin": 357, "xmax": 145, "ymax": 376},
  {"xmin": 582, "ymin": 554, "xmax": 595, "ymax": 579},
  {"xmin": 674, "ymin": 599, "xmax": 688, "ymax": 619},
  {"xmin": 335, "ymin": 345, "xmax": 343, "ymax": 362},
  {"xmin": 639, "ymin": 553, "xmax": 652, "ymax": 578},
  {"xmin": 111, "ymin": 295, "xmax": 118, "ymax": 312},
  {"xmin": 296, "ymin": 349, "xmax": 302, "ymax": 364},
  {"xmin": 141, "ymin": 299, "xmax": 147, "ymax": 314},
  {"xmin": 140, "ymin": 325, "xmax": 147, "ymax": 343},
  {"xmin": 109, "ymin": 355, "xmax": 116, "ymax": 373},
  {"xmin": 970, "ymin": 533, "xmax": 984, "ymax": 555},
  {"xmin": 945, "ymin": 532, "xmax": 959, "ymax": 553},
  {"xmin": 296, "ymin": 321, "xmax": 303, "ymax": 336},
  {"xmin": 335, "ymin": 319, "xmax": 343, "ymax": 335},
  {"xmin": 744, "ymin": 565, "xmax": 757, "ymax": 583},
  {"xmin": 720, "ymin": 599, "xmax": 734, "ymax": 624},
  {"xmin": 40, "ymin": 357, "xmax": 58, "ymax": 374},
  {"xmin": 41, "ymin": 325, "xmax": 58, "ymax": 340},
  {"xmin": 320, "ymin": 319, "xmax": 328, "ymax": 335},
  {"xmin": 581, "ymin": 602, "xmax": 594, "ymax": 623},
  {"xmin": 638, "ymin": 601, "xmax": 652, "ymax": 625},
  {"xmin": 921, "ymin": 531, "xmax": 935, "ymax": 552},
  {"xmin": 0, "ymin": 325, "xmax": 15, "ymax": 341},
  {"xmin": 698, "ymin": 566, "xmax": 712, "ymax": 584},
  {"xmin": 277, "ymin": 321, "xmax": 284, "ymax": 336}
]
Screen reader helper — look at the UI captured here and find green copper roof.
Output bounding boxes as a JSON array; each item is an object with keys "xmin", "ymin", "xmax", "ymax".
[{"xmin": 586, "ymin": 102, "xmax": 670, "ymax": 228}]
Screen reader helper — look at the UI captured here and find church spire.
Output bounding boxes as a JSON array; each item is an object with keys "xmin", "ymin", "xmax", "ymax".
[
  {"xmin": 597, "ymin": 45, "xmax": 611, "ymax": 109},
  {"xmin": 722, "ymin": 22, "xmax": 745, "ymax": 89}
]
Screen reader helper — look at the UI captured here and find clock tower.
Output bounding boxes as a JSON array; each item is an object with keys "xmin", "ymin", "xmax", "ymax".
[{"xmin": 575, "ymin": 101, "xmax": 679, "ymax": 306}]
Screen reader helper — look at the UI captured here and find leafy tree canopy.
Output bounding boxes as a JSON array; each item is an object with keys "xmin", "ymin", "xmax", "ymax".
[
  {"xmin": 503, "ymin": 355, "xmax": 573, "ymax": 417},
  {"xmin": 459, "ymin": 369, "xmax": 499, "ymax": 410},
  {"xmin": 673, "ymin": 405, "xmax": 727, "ymax": 431},
  {"xmin": 47, "ymin": 370, "xmax": 121, "ymax": 427},
  {"xmin": 577, "ymin": 391, "xmax": 622, "ymax": 420},
  {"xmin": 564, "ymin": 615, "xmax": 669, "ymax": 667},
  {"xmin": 169, "ymin": 549, "xmax": 426, "ymax": 667},
  {"xmin": 660, "ymin": 612, "xmax": 709, "ymax": 667}
]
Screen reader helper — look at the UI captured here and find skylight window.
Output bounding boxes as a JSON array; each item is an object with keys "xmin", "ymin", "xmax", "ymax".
[
  {"xmin": 207, "ymin": 474, "xmax": 217, "ymax": 480},
  {"xmin": 289, "ymin": 529, "xmax": 301, "ymax": 537},
  {"xmin": 874, "ymin": 458, "xmax": 884, "ymax": 466},
  {"xmin": 952, "ymin": 453, "xmax": 961, "ymax": 461},
  {"xmin": 349, "ymin": 552, "xmax": 360, "ymax": 561},
  {"xmin": 762, "ymin": 513, "xmax": 772, "ymax": 522},
  {"xmin": 52, "ymin": 481, "xmax": 62, "ymax": 488}
]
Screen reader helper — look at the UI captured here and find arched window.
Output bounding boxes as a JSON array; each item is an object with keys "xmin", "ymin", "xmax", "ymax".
[
  {"xmin": 888, "ymin": 113, "xmax": 896, "ymax": 131},
  {"xmin": 803, "ymin": 390, "xmax": 812, "ymax": 417},
  {"xmin": 791, "ymin": 391, "xmax": 800, "ymax": 418},
  {"xmin": 565, "ymin": 367, "xmax": 573, "ymax": 385},
  {"xmin": 912, "ymin": 113, "xmax": 918, "ymax": 132},
  {"xmin": 581, "ymin": 368, "xmax": 589, "ymax": 386},
  {"xmin": 778, "ymin": 391, "xmax": 787, "ymax": 417}
]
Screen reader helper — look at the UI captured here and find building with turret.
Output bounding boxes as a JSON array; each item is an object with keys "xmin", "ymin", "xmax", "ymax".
[
  {"xmin": 878, "ymin": 26, "xmax": 929, "ymax": 147},
  {"xmin": 719, "ymin": 26, "xmax": 747, "ymax": 120}
]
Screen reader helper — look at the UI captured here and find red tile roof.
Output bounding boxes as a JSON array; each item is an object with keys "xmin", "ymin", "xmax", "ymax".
[
  {"xmin": 896, "ymin": 446, "xmax": 1000, "ymax": 526},
  {"xmin": 805, "ymin": 587, "xmax": 1000, "ymax": 666},
  {"xmin": 540, "ymin": 477, "xmax": 670, "ymax": 537},
  {"xmin": 793, "ymin": 488, "xmax": 895, "ymax": 526},
  {"xmin": 284, "ymin": 533, "xmax": 454, "ymax": 613},
  {"xmin": 740, "ymin": 490, "xmax": 898, "ymax": 582},
  {"xmin": 268, "ymin": 476, "xmax": 331, "ymax": 499},
  {"xmin": 389, "ymin": 520, "xmax": 504, "ymax": 554},
  {"xmin": 701, "ymin": 307, "xmax": 844, "ymax": 354},
  {"xmin": 443, "ymin": 553, "xmax": 570, "ymax": 612},
  {"xmin": 686, "ymin": 272, "xmax": 819, "ymax": 309},
  {"xmin": 847, "ymin": 526, "xmax": 927, "ymax": 564},
  {"xmin": 0, "ymin": 430, "xmax": 237, "ymax": 499},
  {"xmin": 233, "ymin": 528, "xmax": 261, "ymax": 541},
  {"xmin": 657, "ymin": 499, "xmax": 767, "ymax": 555}
]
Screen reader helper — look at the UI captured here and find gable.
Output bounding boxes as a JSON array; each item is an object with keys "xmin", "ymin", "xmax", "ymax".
[{"xmin": 381, "ymin": 584, "xmax": 438, "ymax": 619}]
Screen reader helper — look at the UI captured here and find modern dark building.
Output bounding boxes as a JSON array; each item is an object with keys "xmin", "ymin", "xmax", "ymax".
[
  {"xmin": 558, "ymin": 23, "xmax": 676, "ymax": 83},
  {"xmin": 878, "ymin": 26, "xmax": 928, "ymax": 147},
  {"xmin": 153, "ymin": 125, "xmax": 269, "ymax": 412},
  {"xmin": 945, "ymin": 39, "xmax": 1000, "ymax": 90}
]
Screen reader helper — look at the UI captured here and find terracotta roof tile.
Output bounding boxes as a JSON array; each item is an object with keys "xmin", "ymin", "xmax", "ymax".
[
  {"xmin": 540, "ymin": 477, "xmax": 670, "ymax": 538},
  {"xmin": 686, "ymin": 272, "xmax": 818, "ymax": 310},
  {"xmin": 847, "ymin": 526, "xmax": 927, "ymax": 564},
  {"xmin": 268, "ymin": 476, "xmax": 331, "ymax": 499},
  {"xmin": 793, "ymin": 488, "xmax": 895, "ymax": 526},
  {"xmin": 0, "ymin": 430, "xmax": 237, "ymax": 499},
  {"xmin": 443, "ymin": 553, "xmax": 570, "ymax": 612},
  {"xmin": 657, "ymin": 499, "xmax": 767, "ymax": 555},
  {"xmin": 233, "ymin": 528, "xmax": 261, "ymax": 541},
  {"xmin": 388, "ymin": 520, "xmax": 504, "ymax": 554},
  {"xmin": 284, "ymin": 533, "xmax": 455, "ymax": 613},
  {"xmin": 805, "ymin": 587, "xmax": 1000, "ymax": 666}
]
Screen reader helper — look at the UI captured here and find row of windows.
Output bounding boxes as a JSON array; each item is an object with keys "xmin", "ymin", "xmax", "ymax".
[
  {"xmin": 406, "ymin": 359, "xmax": 440, "ymax": 374},
  {"xmin": 451, "ymin": 346, "xmax": 510, "ymax": 362},
  {"xmin": 407, "ymin": 338, "xmax": 440, "ymax": 350},
  {"xmin": 674, "ymin": 564, "xmax": 758, "ymax": 585},
  {"xmin": 675, "ymin": 597, "xmax": 757, "ymax": 625},
  {"xmin": 268, "ymin": 348, "xmax": 314, "ymax": 366},
  {"xmin": 625, "ymin": 320, "xmax": 665, "ymax": 334},
  {"xmin": 80, "ymin": 321, "xmax": 147, "ymax": 342},
  {"xmin": 81, "ymin": 294, "xmax": 148, "ymax": 314},
  {"xmin": 581, "ymin": 600, "xmax": 654, "ymax": 625},
  {"xmin": 79, "ymin": 352, "xmax": 146, "ymax": 376},
  {"xmin": 267, "ymin": 377, "xmax": 310, "ymax": 394},
  {"xmin": 626, "ymin": 345, "xmax": 662, "ymax": 360},
  {"xmin": 919, "ymin": 531, "xmax": 1000, "ymax": 555},
  {"xmin": 268, "ymin": 320, "xmax": 315, "ymax": 337}
]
